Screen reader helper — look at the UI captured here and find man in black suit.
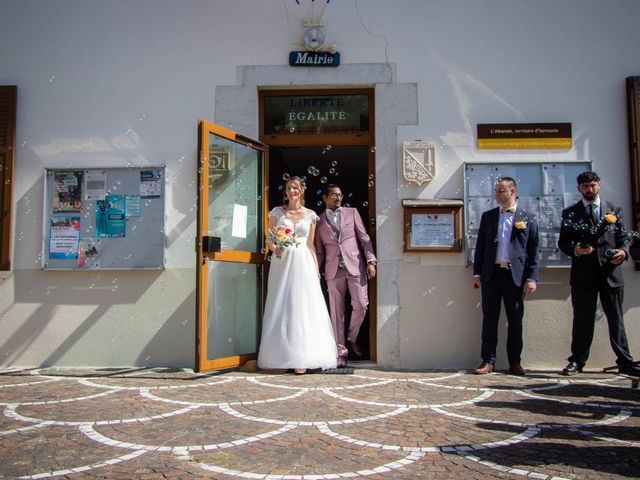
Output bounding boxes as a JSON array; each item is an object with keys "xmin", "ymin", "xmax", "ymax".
[
  {"xmin": 472, "ymin": 177, "xmax": 539, "ymax": 375},
  {"xmin": 558, "ymin": 171, "xmax": 640, "ymax": 376}
]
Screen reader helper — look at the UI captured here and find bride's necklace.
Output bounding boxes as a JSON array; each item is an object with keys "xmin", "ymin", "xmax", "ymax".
[{"xmin": 285, "ymin": 204, "xmax": 304, "ymax": 214}]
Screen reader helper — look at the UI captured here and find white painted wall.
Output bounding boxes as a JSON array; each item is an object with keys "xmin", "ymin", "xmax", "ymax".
[{"xmin": 0, "ymin": 0, "xmax": 638, "ymax": 369}]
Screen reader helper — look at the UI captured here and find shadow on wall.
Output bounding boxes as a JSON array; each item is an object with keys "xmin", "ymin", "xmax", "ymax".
[
  {"xmin": 136, "ymin": 289, "xmax": 196, "ymax": 367},
  {"xmin": 165, "ymin": 147, "xmax": 198, "ymax": 251},
  {"xmin": 1, "ymin": 269, "xmax": 162, "ymax": 366}
]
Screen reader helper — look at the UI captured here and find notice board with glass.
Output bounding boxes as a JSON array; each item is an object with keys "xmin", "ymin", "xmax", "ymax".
[
  {"xmin": 464, "ymin": 162, "xmax": 591, "ymax": 268},
  {"xmin": 42, "ymin": 167, "xmax": 165, "ymax": 269}
]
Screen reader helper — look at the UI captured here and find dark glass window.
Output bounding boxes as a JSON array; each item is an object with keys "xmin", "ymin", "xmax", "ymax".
[{"xmin": 264, "ymin": 94, "xmax": 369, "ymax": 135}]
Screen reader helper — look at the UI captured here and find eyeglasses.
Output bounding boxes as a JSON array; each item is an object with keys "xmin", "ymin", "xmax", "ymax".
[{"xmin": 328, "ymin": 193, "xmax": 343, "ymax": 199}]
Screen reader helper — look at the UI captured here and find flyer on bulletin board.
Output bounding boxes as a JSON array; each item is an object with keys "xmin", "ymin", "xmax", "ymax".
[
  {"xmin": 96, "ymin": 194, "xmax": 126, "ymax": 238},
  {"xmin": 49, "ymin": 216, "xmax": 81, "ymax": 259},
  {"xmin": 84, "ymin": 170, "xmax": 107, "ymax": 201},
  {"xmin": 53, "ymin": 171, "xmax": 83, "ymax": 213},
  {"xmin": 78, "ymin": 238, "xmax": 101, "ymax": 269},
  {"xmin": 140, "ymin": 170, "xmax": 162, "ymax": 198}
]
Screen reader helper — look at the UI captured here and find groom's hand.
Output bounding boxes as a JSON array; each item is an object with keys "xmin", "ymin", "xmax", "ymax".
[{"xmin": 367, "ymin": 264, "xmax": 376, "ymax": 279}]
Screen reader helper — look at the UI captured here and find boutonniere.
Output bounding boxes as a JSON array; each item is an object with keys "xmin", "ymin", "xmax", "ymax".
[
  {"xmin": 603, "ymin": 212, "xmax": 617, "ymax": 224},
  {"xmin": 514, "ymin": 220, "xmax": 527, "ymax": 230}
]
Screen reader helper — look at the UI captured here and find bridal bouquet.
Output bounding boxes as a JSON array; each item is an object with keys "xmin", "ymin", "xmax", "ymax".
[{"xmin": 269, "ymin": 225, "xmax": 300, "ymax": 251}]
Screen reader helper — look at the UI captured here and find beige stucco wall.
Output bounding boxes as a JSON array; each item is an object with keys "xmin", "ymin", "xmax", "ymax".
[
  {"xmin": 0, "ymin": 269, "xmax": 195, "ymax": 367},
  {"xmin": 1, "ymin": 0, "xmax": 639, "ymax": 370},
  {"xmin": 397, "ymin": 263, "xmax": 640, "ymax": 370}
]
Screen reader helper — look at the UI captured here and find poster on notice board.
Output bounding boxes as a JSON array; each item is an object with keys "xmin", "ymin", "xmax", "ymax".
[
  {"xmin": 53, "ymin": 171, "xmax": 83, "ymax": 213},
  {"xmin": 140, "ymin": 170, "xmax": 162, "ymax": 198},
  {"xmin": 96, "ymin": 194, "xmax": 126, "ymax": 238},
  {"xmin": 49, "ymin": 216, "xmax": 81, "ymax": 259}
]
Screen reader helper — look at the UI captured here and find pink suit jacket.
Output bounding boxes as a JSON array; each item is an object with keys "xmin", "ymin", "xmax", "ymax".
[{"xmin": 314, "ymin": 207, "xmax": 377, "ymax": 280}]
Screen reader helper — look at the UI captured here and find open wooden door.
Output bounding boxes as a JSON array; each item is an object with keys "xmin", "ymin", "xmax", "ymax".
[{"xmin": 196, "ymin": 121, "xmax": 268, "ymax": 372}]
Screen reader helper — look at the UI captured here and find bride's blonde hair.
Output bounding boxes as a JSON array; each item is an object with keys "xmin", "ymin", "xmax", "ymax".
[{"xmin": 284, "ymin": 176, "xmax": 306, "ymax": 206}]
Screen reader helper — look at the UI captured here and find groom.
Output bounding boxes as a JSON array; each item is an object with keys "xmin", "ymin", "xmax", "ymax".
[{"xmin": 315, "ymin": 184, "xmax": 377, "ymax": 367}]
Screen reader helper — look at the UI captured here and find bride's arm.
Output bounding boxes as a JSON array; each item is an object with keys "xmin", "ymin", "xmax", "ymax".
[
  {"xmin": 307, "ymin": 219, "xmax": 320, "ymax": 278},
  {"xmin": 266, "ymin": 214, "xmax": 284, "ymax": 258}
]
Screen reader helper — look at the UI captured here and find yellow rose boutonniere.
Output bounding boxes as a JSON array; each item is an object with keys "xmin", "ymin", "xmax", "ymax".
[
  {"xmin": 603, "ymin": 212, "xmax": 617, "ymax": 224},
  {"xmin": 514, "ymin": 220, "xmax": 527, "ymax": 230}
]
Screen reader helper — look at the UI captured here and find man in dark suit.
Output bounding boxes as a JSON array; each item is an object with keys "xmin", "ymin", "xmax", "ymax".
[
  {"xmin": 472, "ymin": 177, "xmax": 539, "ymax": 375},
  {"xmin": 558, "ymin": 171, "xmax": 640, "ymax": 376}
]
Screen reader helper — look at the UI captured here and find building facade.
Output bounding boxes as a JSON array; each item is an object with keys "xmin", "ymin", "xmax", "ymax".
[{"xmin": 1, "ymin": 0, "xmax": 639, "ymax": 370}]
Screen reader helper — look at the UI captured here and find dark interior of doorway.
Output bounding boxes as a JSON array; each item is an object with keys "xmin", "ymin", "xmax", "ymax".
[{"xmin": 268, "ymin": 145, "xmax": 372, "ymax": 360}]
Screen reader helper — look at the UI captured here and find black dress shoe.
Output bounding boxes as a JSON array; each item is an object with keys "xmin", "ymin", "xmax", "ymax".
[
  {"xmin": 347, "ymin": 341, "xmax": 364, "ymax": 358},
  {"xmin": 561, "ymin": 362, "xmax": 582, "ymax": 376},
  {"xmin": 618, "ymin": 363, "xmax": 640, "ymax": 377},
  {"xmin": 509, "ymin": 363, "xmax": 526, "ymax": 376}
]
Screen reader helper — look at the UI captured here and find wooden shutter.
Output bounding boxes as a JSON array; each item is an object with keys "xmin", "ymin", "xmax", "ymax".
[{"xmin": 0, "ymin": 86, "xmax": 16, "ymax": 270}]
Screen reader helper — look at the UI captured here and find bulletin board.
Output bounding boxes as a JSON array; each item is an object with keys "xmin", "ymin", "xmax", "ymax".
[
  {"xmin": 464, "ymin": 162, "xmax": 591, "ymax": 268},
  {"xmin": 42, "ymin": 167, "xmax": 165, "ymax": 270}
]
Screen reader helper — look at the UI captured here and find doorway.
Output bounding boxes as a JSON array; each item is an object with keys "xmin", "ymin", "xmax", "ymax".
[{"xmin": 260, "ymin": 88, "xmax": 377, "ymax": 361}]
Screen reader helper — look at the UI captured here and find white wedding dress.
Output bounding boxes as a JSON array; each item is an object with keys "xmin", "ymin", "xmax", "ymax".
[{"xmin": 257, "ymin": 207, "xmax": 338, "ymax": 370}]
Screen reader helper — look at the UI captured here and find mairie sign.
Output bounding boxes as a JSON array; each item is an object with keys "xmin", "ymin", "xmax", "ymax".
[{"xmin": 289, "ymin": 51, "xmax": 340, "ymax": 67}]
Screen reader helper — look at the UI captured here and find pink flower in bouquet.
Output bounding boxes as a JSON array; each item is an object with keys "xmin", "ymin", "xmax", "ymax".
[{"xmin": 269, "ymin": 225, "xmax": 300, "ymax": 250}]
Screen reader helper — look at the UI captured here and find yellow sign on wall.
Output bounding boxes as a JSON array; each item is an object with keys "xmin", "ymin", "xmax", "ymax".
[{"xmin": 477, "ymin": 123, "xmax": 572, "ymax": 149}]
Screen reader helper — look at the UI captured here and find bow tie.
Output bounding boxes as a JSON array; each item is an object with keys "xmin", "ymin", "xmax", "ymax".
[{"xmin": 500, "ymin": 207, "xmax": 516, "ymax": 214}]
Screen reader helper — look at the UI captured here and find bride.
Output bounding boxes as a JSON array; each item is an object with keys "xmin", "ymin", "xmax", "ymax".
[{"xmin": 257, "ymin": 176, "xmax": 338, "ymax": 373}]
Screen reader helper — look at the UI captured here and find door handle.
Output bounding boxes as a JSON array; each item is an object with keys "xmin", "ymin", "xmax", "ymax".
[{"xmin": 202, "ymin": 236, "xmax": 221, "ymax": 253}]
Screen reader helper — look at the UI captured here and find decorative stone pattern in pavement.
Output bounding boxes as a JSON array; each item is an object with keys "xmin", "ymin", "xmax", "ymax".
[{"xmin": 0, "ymin": 367, "xmax": 638, "ymax": 479}]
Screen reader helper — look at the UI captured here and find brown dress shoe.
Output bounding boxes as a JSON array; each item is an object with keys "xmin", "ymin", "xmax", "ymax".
[
  {"xmin": 348, "ymin": 340, "xmax": 364, "ymax": 358},
  {"xmin": 474, "ymin": 362, "xmax": 494, "ymax": 374},
  {"xmin": 509, "ymin": 363, "xmax": 526, "ymax": 376}
]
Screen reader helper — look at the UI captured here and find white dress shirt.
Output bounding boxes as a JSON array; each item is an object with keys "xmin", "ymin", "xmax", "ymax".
[
  {"xmin": 581, "ymin": 197, "xmax": 601, "ymax": 220},
  {"xmin": 495, "ymin": 206, "xmax": 516, "ymax": 264},
  {"xmin": 325, "ymin": 208, "xmax": 341, "ymax": 234}
]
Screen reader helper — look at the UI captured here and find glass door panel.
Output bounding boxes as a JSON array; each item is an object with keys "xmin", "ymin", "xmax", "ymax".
[
  {"xmin": 197, "ymin": 120, "xmax": 267, "ymax": 372},
  {"xmin": 206, "ymin": 261, "xmax": 259, "ymax": 359},
  {"xmin": 207, "ymin": 132, "xmax": 260, "ymax": 252}
]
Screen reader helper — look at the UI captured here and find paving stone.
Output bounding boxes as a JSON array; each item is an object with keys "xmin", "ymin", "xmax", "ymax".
[{"xmin": 0, "ymin": 368, "xmax": 637, "ymax": 479}]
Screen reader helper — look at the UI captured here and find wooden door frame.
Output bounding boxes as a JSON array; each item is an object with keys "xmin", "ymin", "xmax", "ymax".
[
  {"xmin": 0, "ymin": 86, "xmax": 17, "ymax": 271},
  {"xmin": 258, "ymin": 87, "xmax": 377, "ymax": 362}
]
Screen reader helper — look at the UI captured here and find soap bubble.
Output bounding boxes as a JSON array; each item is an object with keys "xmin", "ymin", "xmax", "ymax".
[
  {"xmin": 320, "ymin": 177, "xmax": 327, "ymax": 184},
  {"xmin": 329, "ymin": 168, "xmax": 335, "ymax": 174},
  {"xmin": 331, "ymin": 160, "xmax": 338, "ymax": 167},
  {"xmin": 282, "ymin": 173, "xmax": 290, "ymax": 180}
]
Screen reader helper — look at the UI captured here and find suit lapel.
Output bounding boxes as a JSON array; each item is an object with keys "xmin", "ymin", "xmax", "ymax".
[
  {"xmin": 509, "ymin": 208, "xmax": 519, "ymax": 240},
  {"xmin": 337, "ymin": 207, "xmax": 346, "ymax": 240},
  {"xmin": 491, "ymin": 207, "xmax": 500, "ymax": 234},
  {"xmin": 323, "ymin": 210, "xmax": 339, "ymax": 240}
]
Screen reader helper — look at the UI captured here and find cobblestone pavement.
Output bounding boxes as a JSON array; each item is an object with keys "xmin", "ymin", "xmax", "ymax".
[{"xmin": 0, "ymin": 366, "xmax": 638, "ymax": 479}]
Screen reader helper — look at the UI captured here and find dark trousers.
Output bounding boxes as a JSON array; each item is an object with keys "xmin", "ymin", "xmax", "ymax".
[
  {"xmin": 569, "ymin": 278, "xmax": 634, "ymax": 367},
  {"xmin": 480, "ymin": 267, "xmax": 524, "ymax": 364}
]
